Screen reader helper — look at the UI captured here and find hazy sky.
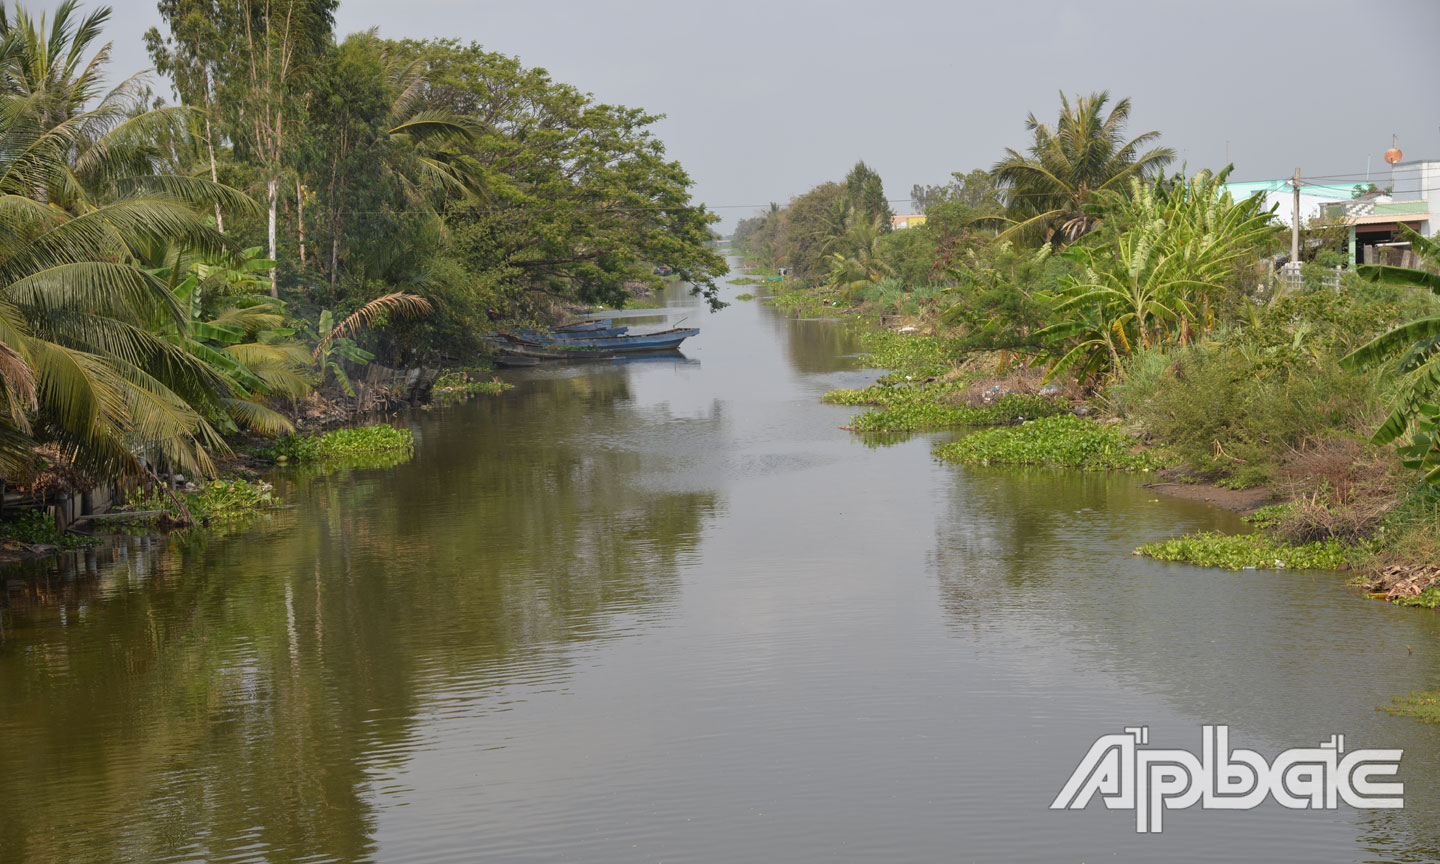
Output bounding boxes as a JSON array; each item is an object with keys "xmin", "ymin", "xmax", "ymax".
[{"xmin": 106, "ymin": 0, "xmax": 1440, "ymax": 230}]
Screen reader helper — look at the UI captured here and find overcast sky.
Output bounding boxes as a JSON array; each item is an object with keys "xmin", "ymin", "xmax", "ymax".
[{"xmin": 106, "ymin": 0, "xmax": 1440, "ymax": 231}]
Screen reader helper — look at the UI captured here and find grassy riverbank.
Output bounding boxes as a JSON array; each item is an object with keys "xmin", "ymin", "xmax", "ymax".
[{"xmin": 751, "ymin": 259, "xmax": 1440, "ymax": 611}]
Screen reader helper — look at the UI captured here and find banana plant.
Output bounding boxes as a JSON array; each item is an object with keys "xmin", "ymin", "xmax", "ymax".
[
  {"xmin": 144, "ymin": 246, "xmax": 310, "ymax": 435},
  {"xmin": 311, "ymin": 309, "xmax": 375, "ymax": 397},
  {"xmin": 1340, "ymin": 226, "xmax": 1440, "ymax": 471},
  {"xmin": 307, "ymin": 293, "xmax": 432, "ymax": 397}
]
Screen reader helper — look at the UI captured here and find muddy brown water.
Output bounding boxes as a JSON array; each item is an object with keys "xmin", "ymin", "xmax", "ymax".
[{"xmin": 2, "ymin": 265, "xmax": 1439, "ymax": 862}]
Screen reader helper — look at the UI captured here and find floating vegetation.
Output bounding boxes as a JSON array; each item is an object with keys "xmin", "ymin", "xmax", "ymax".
[
  {"xmin": 767, "ymin": 287, "xmax": 847, "ymax": 318},
  {"xmin": 1382, "ymin": 690, "xmax": 1440, "ymax": 723},
  {"xmin": 434, "ymin": 370, "xmax": 513, "ymax": 403},
  {"xmin": 734, "ymin": 293, "xmax": 756, "ymax": 301},
  {"xmin": 848, "ymin": 394, "xmax": 1068, "ymax": 432},
  {"xmin": 857, "ymin": 330, "xmax": 958, "ymax": 369},
  {"xmin": 1135, "ymin": 531, "xmax": 1354, "ymax": 571},
  {"xmin": 0, "ymin": 510, "xmax": 88, "ymax": 547},
  {"xmin": 259, "ymin": 424, "xmax": 415, "ymax": 464},
  {"xmin": 935, "ymin": 415, "xmax": 1163, "ymax": 471},
  {"xmin": 823, "ymin": 379, "xmax": 967, "ymax": 407},
  {"xmin": 124, "ymin": 478, "xmax": 282, "ymax": 526}
]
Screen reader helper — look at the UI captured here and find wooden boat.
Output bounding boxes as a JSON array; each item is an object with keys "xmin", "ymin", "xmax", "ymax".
[
  {"xmin": 552, "ymin": 318, "xmax": 612, "ymax": 332},
  {"xmin": 492, "ymin": 354, "xmax": 541, "ymax": 367},
  {"xmin": 486, "ymin": 326, "xmax": 698, "ymax": 359},
  {"xmin": 485, "ymin": 336, "xmax": 619, "ymax": 361},
  {"xmin": 503, "ymin": 327, "xmax": 698, "ymax": 352},
  {"xmin": 509, "ymin": 325, "xmax": 630, "ymax": 339}
]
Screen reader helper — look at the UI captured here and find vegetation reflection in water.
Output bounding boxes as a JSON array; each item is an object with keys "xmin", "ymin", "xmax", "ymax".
[{"xmin": 0, "ymin": 367, "xmax": 719, "ymax": 863}]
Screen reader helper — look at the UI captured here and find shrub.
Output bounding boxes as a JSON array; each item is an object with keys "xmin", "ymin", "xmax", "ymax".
[{"xmin": 1128, "ymin": 341, "xmax": 1380, "ymax": 487}]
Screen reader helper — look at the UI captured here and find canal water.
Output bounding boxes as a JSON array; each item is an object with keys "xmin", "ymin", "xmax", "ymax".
[{"xmin": 2, "ymin": 265, "xmax": 1439, "ymax": 862}]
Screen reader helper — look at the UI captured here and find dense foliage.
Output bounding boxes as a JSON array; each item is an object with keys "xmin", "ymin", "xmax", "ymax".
[{"xmin": 0, "ymin": 0, "xmax": 723, "ymax": 500}]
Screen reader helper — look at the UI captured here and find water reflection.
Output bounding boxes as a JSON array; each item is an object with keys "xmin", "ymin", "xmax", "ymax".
[
  {"xmin": 930, "ymin": 462, "xmax": 1440, "ymax": 860},
  {"xmin": 0, "ymin": 353, "xmax": 720, "ymax": 863}
]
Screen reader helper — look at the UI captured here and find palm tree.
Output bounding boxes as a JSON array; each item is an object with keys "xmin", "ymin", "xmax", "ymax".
[
  {"xmin": 992, "ymin": 91, "xmax": 1174, "ymax": 246},
  {"xmin": 823, "ymin": 208, "xmax": 893, "ymax": 298},
  {"xmin": 0, "ymin": 0, "xmax": 115, "ymax": 129},
  {"xmin": 0, "ymin": 1, "xmax": 261, "ymax": 484},
  {"xmin": 314, "ymin": 32, "xmax": 479, "ymax": 295}
]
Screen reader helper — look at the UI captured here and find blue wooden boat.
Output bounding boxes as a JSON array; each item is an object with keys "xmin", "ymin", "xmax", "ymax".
[
  {"xmin": 487, "ymin": 327, "xmax": 698, "ymax": 359},
  {"xmin": 484, "ymin": 335, "xmax": 618, "ymax": 361},
  {"xmin": 519, "ymin": 327, "xmax": 698, "ymax": 351},
  {"xmin": 552, "ymin": 318, "xmax": 612, "ymax": 332},
  {"xmin": 510, "ymin": 325, "xmax": 630, "ymax": 339}
]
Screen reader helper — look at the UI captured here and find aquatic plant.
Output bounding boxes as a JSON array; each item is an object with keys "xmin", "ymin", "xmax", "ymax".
[
  {"xmin": 125, "ymin": 478, "xmax": 282, "ymax": 525},
  {"xmin": 1134, "ymin": 531, "xmax": 1354, "ymax": 571},
  {"xmin": 847, "ymin": 394, "xmax": 1068, "ymax": 433},
  {"xmin": 935, "ymin": 415, "xmax": 1162, "ymax": 470},
  {"xmin": 0, "ymin": 510, "xmax": 88, "ymax": 547},
  {"xmin": 260, "ymin": 425, "xmax": 414, "ymax": 463},
  {"xmin": 434, "ymin": 371, "xmax": 513, "ymax": 402},
  {"xmin": 1381, "ymin": 689, "xmax": 1440, "ymax": 723}
]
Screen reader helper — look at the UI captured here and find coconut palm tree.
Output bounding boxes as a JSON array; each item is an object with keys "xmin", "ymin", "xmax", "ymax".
[
  {"xmin": 992, "ymin": 91, "xmax": 1174, "ymax": 246},
  {"xmin": 0, "ymin": 0, "xmax": 115, "ymax": 129},
  {"xmin": 0, "ymin": 2, "xmax": 261, "ymax": 483},
  {"xmin": 823, "ymin": 208, "xmax": 893, "ymax": 298}
]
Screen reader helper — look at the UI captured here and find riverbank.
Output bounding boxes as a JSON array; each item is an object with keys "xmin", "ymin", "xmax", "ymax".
[
  {"xmin": 0, "ymin": 370, "xmax": 517, "ymax": 560},
  {"xmin": 751, "ymin": 264, "xmax": 1440, "ymax": 607}
]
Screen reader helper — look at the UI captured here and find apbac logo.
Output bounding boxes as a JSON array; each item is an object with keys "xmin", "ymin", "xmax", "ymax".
[{"xmin": 1052, "ymin": 725, "xmax": 1403, "ymax": 833}]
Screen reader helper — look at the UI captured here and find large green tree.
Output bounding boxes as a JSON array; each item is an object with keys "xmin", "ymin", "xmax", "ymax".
[
  {"xmin": 842, "ymin": 160, "xmax": 892, "ymax": 233},
  {"xmin": 396, "ymin": 39, "xmax": 725, "ymax": 318}
]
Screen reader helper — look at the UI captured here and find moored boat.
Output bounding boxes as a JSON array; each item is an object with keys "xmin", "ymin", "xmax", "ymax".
[
  {"xmin": 502, "ymin": 327, "xmax": 698, "ymax": 352},
  {"xmin": 486, "ymin": 326, "xmax": 698, "ymax": 360}
]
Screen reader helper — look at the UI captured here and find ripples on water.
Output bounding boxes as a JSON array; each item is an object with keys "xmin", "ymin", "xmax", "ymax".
[{"xmin": 2, "ymin": 274, "xmax": 1439, "ymax": 863}]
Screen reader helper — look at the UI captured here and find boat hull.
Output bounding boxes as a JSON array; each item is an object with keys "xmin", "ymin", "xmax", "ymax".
[
  {"xmin": 519, "ymin": 327, "xmax": 698, "ymax": 351},
  {"xmin": 486, "ymin": 327, "xmax": 697, "ymax": 359}
]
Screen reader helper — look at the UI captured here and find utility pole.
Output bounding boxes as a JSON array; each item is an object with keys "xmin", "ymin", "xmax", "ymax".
[
  {"xmin": 1290, "ymin": 167, "xmax": 1301, "ymax": 264},
  {"xmin": 1278, "ymin": 167, "xmax": 1303, "ymax": 300}
]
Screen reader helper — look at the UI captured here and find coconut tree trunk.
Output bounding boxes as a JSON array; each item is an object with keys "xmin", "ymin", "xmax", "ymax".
[{"xmin": 203, "ymin": 71, "xmax": 223, "ymax": 233}]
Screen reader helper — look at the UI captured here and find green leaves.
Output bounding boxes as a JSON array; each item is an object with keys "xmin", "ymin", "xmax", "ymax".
[
  {"xmin": 1395, "ymin": 403, "xmax": 1440, "ymax": 483},
  {"xmin": 993, "ymin": 91, "xmax": 1175, "ymax": 246},
  {"xmin": 1135, "ymin": 531, "xmax": 1354, "ymax": 571},
  {"xmin": 934, "ymin": 414, "xmax": 1164, "ymax": 471},
  {"xmin": 1338, "ymin": 224, "xmax": 1440, "ymax": 468},
  {"xmin": 1037, "ymin": 168, "xmax": 1275, "ymax": 384}
]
